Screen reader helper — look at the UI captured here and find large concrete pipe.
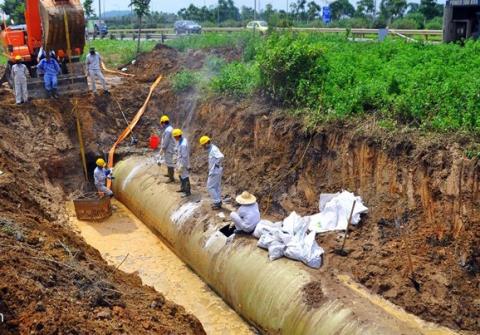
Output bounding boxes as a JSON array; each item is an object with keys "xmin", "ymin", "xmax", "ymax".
[{"xmin": 113, "ymin": 156, "xmax": 457, "ymax": 335}]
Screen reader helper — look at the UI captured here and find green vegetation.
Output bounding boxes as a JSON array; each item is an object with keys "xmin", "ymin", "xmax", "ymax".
[
  {"xmin": 0, "ymin": 54, "xmax": 6, "ymax": 64},
  {"xmin": 211, "ymin": 62, "xmax": 259, "ymax": 97},
  {"xmin": 85, "ymin": 40, "xmax": 156, "ymax": 67},
  {"xmin": 166, "ymin": 32, "xmax": 255, "ymax": 52},
  {"xmin": 183, "ymin": 32, "xmax": 480, "ymax": 133},
  {"xmin": 171, "ymin": 70, "xmax": 199, "ymax": 92}
]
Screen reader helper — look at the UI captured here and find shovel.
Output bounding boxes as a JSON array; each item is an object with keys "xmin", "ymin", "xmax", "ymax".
[{"xmin": 334, "ymin": 200, "xmax": 356, "ymax": 257}]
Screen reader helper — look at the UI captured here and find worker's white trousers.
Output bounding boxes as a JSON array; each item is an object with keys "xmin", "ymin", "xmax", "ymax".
[
  {"xmin": 88, "ymin": 69, "xmax": 107, "ymax": 92},
  {"xmin": 14, "ymin": 77, "xmax": 28, "ymax": 104},
  {"xmin": 164, "ymin": 152, "xmax": 176, "ymax": 168},
  {"xmin": 95, "ymin": 184, "xmax": 113, "ymax": 196},
  {"xmin": 230, "ymin": 212, "xmax": 256, "ymax": 233},
  {"xmin": 207, "ymin": 167, "xmax": 223, "ymax": 204}
]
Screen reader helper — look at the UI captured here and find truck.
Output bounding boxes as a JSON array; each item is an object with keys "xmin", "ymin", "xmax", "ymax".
[{"xmin": 0, "ymin": 0, "xmax": 88, "ymax": 98}]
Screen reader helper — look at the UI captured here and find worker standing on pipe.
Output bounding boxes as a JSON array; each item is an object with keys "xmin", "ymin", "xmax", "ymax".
[
  {"xmin": 230, "ymin": 191, "xmax": 261, "ymax": 233},
  {"xmin": 199, "ymin": 136, "xmax": 224, "ymax": 210},
  {"xmin": 94, "ymin": 158, "xmax": 114, "ymax": 197},
  {"xmin": 86, "ymin": 47, "xmax": 110, "ymax": 95},
  {"xmin": 173, "ymin": 128, "xmax": 191, "ymax": 197},
  {"xmin": 36, "ymin": 52, "xmax": 61, "ymax": 98},
  {"xmin": 159, "ymin": 115, "xmax": 176, "ymax": 183},
  {"xmin": 12, "ymin": 56, "xmax": 29, "ymax": 105}
]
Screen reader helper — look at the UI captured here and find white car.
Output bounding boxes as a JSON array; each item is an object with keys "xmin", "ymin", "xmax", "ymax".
[{"xmin": 246, "ymin": 21, "xmax": 268, "ymax": 33}]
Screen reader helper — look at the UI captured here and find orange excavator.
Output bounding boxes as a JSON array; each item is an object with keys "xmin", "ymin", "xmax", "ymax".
[{"xmin": 0, "ymin": 0, "xmax": 88, "ymax": 98}]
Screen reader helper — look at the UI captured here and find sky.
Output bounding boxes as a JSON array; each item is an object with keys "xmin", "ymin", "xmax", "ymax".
[{"xmin": 93, "ymin": 0, "xmax": 446, "ymax": 16}]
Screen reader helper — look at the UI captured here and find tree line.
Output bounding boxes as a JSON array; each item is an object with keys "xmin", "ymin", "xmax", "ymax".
[{"xmin": 0, "ymin": 0, "xmax": 444, "ymax": 30}]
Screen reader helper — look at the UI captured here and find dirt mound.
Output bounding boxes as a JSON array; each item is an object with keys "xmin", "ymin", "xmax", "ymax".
[{"xmin": 125, "ymin": 44, "xmax": 180, "ymax": 82}]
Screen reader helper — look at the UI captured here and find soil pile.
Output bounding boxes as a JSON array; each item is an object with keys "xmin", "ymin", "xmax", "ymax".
[{"xmin": 0, "ymin": 45, "xmax": 205, "ymax": 334}]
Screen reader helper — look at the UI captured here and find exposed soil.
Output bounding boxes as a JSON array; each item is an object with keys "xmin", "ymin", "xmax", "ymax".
[
  {"xmin": 0, "ymin": 46, "xmax": 205, "ymax": 334},
  {"xmin": 1, "ymin": 42, "xmax": 479, "ymax": 334},
  {"xmin": 302, "ymin": 281, "xmax": 324, "ymax": 310}
]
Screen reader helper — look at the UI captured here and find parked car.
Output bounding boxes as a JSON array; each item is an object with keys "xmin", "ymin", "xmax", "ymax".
[
  {"xmin": 86, "ymin": 20, "xmax": 108, "ymax": 38},
  {"xmin": 174, "ymin": 20, "xmax": 202, "ymax": 34},
  {"xmin": 246, "ymin": 21, "xmax": 268, "ymax": 33}
]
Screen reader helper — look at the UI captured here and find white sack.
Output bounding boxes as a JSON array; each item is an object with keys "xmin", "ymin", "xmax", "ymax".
[
  {"xmin": 268, "ymin": 241, "xmax": 286, "ymax": 261},
  {"xmin": 253, "ymin": 220, "xmax": 282, "ymax": 239},
  {"xmin": 301, "ymin": 231, "xmax": 324, "ymax": 269},
  {"xmin": 309, "ymin": 190, "xmax": 368, "ymax": 233}
]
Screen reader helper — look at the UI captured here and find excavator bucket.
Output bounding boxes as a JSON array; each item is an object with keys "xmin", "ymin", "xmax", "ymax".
[{"xmin": 39, "ymin": 0, "xmax": 85, "ymax": 54}]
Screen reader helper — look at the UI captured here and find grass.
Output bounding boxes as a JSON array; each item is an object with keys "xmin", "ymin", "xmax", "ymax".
[
  {"xmin": 171, "ymin": 70, "xmax": 199, "ymax": 92},
  {"xmin": 0, "ymin": 53, "xmax": 6, "ymax": 64},
  {"xmin": 84, "ymin": 39, "xmax": 157, "ymax": 68}
]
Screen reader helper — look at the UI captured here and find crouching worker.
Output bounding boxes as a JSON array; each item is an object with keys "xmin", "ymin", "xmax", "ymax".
[
  {"xmin": 173, "ymin": 128, "xmax": 191, "ymax": 197},
  {"xmin": 94, "ymin": 158, "xmax": 114, "ymax": 197},
  {"xmin": 230, "ymin": 191, "xmax": 260, "ymax": 234}
]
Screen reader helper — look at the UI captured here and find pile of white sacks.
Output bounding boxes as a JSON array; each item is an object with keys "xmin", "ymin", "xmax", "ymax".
[{"xmin": 253, "ymin": 190, "xmax": 368, "ymax": 268}]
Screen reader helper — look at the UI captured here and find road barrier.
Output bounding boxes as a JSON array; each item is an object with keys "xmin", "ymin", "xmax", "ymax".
[{"xmin": 102, "ymin": 27, "xmax": 443, "ymax": 42}]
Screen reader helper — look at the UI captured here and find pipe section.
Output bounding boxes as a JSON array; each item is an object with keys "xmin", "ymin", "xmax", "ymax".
[{"xmin": 113, "ymin": 156, "xmax": 457, "ymax": 335}]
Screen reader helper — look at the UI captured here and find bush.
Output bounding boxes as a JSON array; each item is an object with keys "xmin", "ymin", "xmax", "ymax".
[
  {"xmin": 256, "ymin": 33, "xmax": 329, "ymax": 107},
  {"xmin": 210, "ymin": 62, "xmax": 259, "ymax": 97},
  {"xmin": 425, "ymin": 17, "xmax": 443, "ymax": 30},
  {"xmin": 390, "ymin": 18, "xmax": 420, "ymax": 30},
  {"xmin": 171, "ymin": 70, "xmax": 198, "ymax": 92}
]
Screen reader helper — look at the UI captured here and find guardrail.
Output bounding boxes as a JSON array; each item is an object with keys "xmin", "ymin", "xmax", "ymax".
[{"xmin": 102, "ymin": 27, "xmax": 443, "ymax": 42}]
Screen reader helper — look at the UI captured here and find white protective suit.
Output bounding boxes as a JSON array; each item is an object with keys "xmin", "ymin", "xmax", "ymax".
[
  {"xmin": 86, "ymin": 52, "xmax": 108, "ymax": 93},
  {"xmin": 176, "ymin": 137, "xmax": 190, "ymax": 179},
  {"xmin": 230, "ymin": 202, "xmax": 261, "ymax": 233},
  {"xmin": 161, "ymin": 125, "xmax": 176, "ymax": 168},
  {"xmin": 207, "ymin": 144, "xmax": 224, "ymax": 204},
  {"xmin": 94, "ymin": 166, "xmax": 113, "ymax": 196},
  {"xmin": 12, "ymin": 63, "xmax": 29, "ymax": 104}
]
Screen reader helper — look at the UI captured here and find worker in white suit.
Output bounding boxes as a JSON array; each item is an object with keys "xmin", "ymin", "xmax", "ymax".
[
  {"xmin": 12, "ymin": 55, "xmax": 29, "ymax": 105},
  {"xmin": 173, "ymin": 128, "xmax": 191, "ymax": 197},
  {"xmin": 230, "ymin": 191, "xmax": 261, "ymax": 233},
  {"xmin": 86, "ymin": 47, "xmax": 109, "ymax": 95},
  {"xmin": 199, "ymin": 135, "xmax": 224, "ymax": 210}
]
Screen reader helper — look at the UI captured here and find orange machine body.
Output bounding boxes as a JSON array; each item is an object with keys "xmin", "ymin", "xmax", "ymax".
[{"xmin": 0, "ymin": 0, "xmax": 85, "ymax": 65}]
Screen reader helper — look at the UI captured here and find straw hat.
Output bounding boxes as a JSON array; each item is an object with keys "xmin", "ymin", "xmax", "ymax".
[{"xmin": 235, "ymin": 191, "xmax": 257, "ymax": 205}]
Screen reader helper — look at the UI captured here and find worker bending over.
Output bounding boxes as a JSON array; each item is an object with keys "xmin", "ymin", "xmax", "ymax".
[
  {"xmin": 230, "ymin": 191, "xmax": 261, "ymax": 234},
  {"xmin": 199, "ymin": 136, "xmax": 224, "ymax": 210},
  {"xmin": 37, "ymin": 53, "xmax": 61, "ymax": 98},
  {"xmin": 159, "ymin": 115, "xmax": 176, "ymax": 183},
  {"xmin": 173, "ymin": 129, "xmax": 191, "ymax": 197},
  {"xmin": 86, "ymin": 47, "xmax": 109, "ymax": 95},
  {"xmin": 12, "ymin": 56, "xmax": 29, "ymax": 105},
  {"xmin": 94, "ymin": 158, "xmax": 114, "ymax": 197}
]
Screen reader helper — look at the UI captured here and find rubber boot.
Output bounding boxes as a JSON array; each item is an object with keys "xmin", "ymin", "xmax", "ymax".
[
  {"xmin": 166, "ymin": 167, "xmax": 175, "ymax": 183},
  {"xmin": 177, "ymin": 177, "xmax": 186, "ymax": 193},
  {"xmin": 182, "ymin": 178, "xmax": 191, "ymax": 197},
  {"xmin": 46, "ymin": 90, "xmax": 52, "ymax": 99},
  {"xmin": 52, "ymin": 88, "xmax": 59, "ymax": 99}
]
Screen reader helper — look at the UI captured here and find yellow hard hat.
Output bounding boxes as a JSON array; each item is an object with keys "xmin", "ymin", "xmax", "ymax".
[
  {"xmin": 160, "ymin": 115, "xmax": 170, "ymax": 123},
  {"xmin": 96, "ymin": 158, "xmax": 106, "ymax": 167},
  {"xmin": 15, "ymin": 55, "xmax": 22, "ymax": 61},
  {"xmin": 172, "ymin": 128, "xmax": 183, "ymax": 137},
  {"xmin": 199, "ymin": 136, "xmax": 210, "ymax": 145}
]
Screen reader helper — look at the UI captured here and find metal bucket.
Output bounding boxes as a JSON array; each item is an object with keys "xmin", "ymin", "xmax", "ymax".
[{"xmin": 73, "ymin": 193, "xmax": 112, "ymax": 221}]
